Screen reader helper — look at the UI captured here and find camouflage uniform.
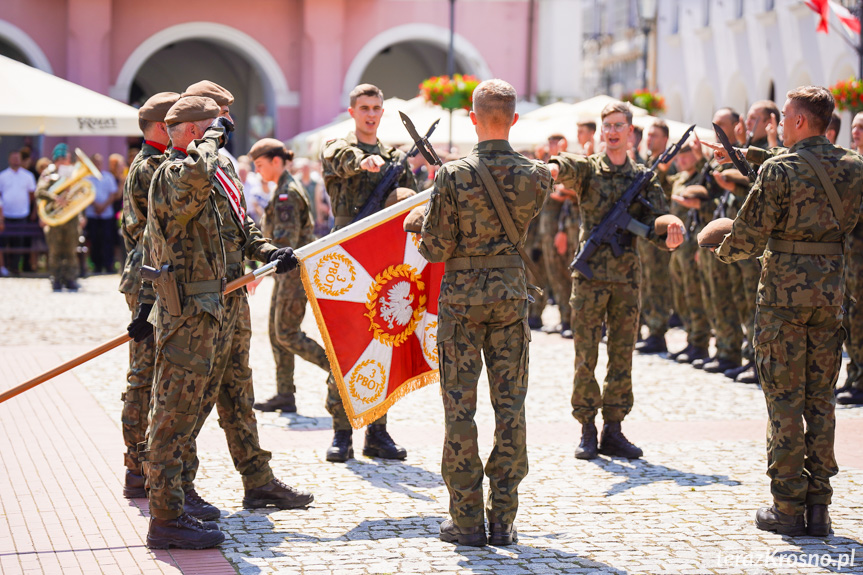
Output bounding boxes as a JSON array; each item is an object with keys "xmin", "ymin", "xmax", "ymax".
[
  {"xmin": 637, "ymin": 153, "xmax": 673, "ymax": 340},
  {"xmin": 843, "ymin": 223, "xmax": 863, "ymax": 390},
  {"xmin": 715, "ymin": 135, "xmax": 863, "ymax": 516},
  {"xmin": 418, "ymin": 139, "xmax": 551, "ymax": 529},
  {"xmin": 118, "ymin": 142, "xmax": 164, "ymax": 476},
  {"xmin": 35, "ymin": 171, "xmax": 78, "ymax": 286},
  {"xmin": 538, "ymin": 197, "xmax": 573, "ymax": 327},
  {"xmin": 320, "ymin": 132, "xmax": 417, "ymax": 430},
  {"xmin": 261, "ymin": 170, "xmax": 328, "ymax": 395},
  {"xmin": 524, "ymin": 218, "xmax": 547, "ymax": 325},
  {"xmin": 551, "ymin": 152, "xmax": 669, "ymax": 424}
]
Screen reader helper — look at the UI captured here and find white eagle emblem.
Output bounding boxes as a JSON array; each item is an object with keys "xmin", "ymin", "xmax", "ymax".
[{"xmin": 378, "ymin": 281, "xmax": 414, "ymax": 329}]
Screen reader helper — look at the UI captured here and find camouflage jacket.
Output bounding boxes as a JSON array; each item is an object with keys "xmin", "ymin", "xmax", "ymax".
[
  {"xmin": 261, "ymin": 170, "xmax": 316, "ymax": 250},
  {"xmin": 119, "ymin": 142, "xmax": 165, "ymax": 297},
  {"xmin": 419, "ymin": 140, "xmax": 552, "ymax": 306},
  {"xmin": 550, "ymin": 152, "xmax": 669, "ymax": 283},
  {"xmin": 321, "ymin": 132, "xmax": 417, "ymax": 226},
  {"xmin": 144, "ymin": 128, "xmax": 228, "ymax": 322},
  {"xmin": 716, "ymin": 135, "xmax": 863, "ymax": 307},
  {"xmin": 668, "ymin": 163, "xmax": 714, "ymax": 238}
]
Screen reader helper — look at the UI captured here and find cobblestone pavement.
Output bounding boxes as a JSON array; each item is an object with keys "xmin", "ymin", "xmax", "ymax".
[{"xmin": 2, "ymin": 274, "xmax": 863, "ymax": 574}]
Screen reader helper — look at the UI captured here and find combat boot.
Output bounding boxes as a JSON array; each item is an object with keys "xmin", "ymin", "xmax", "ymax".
[
  {"xmin": 598, "ymin": 422, "xmax": 643, "ymax": 459},
  {"xmin": 253, "ymin": 393, "xmax": 296, "ymax": 413},
  {"xmin": 146, "ymin": 513, "xmax": 225, "ymax": 549},
  {"xmin": 837, "ymin": 388, "xmax": 863, "ymax": 405},
  {"xmin": 560, "ymin": 321, "xmax": 573, "ymax": 339},
  {"xmin": 703, "ymin": 357, "xmax": 740, "ymax": 374},
  {"xmin": 123, "ymin": 469, "xmax": 147, "ymax": 499},
  {"xmin": 806, "ymin": 504, "xmax": 832, "ymax": 537},
  {"xmin": 363, "ymin": 424, "xmax": 407, "ymax": 460},
  {"xmin": 724, "ymin": 362, "xmax": 750, "ymax": 380},
  {"xmin": 64, "ymin": 279, "xmax": 79, "ymax": 292},
  {"xmin": 439, "ymin": 519, "xmax": 487, "ymax": 547},
  {"xmin": 184, "ymin": 488, "xmax": 220, "ymax": 521},
  {"xmin": 488, "ymin": 522, "xmax": 518, "ymax": 546},
  {"xmin": 676, "ymin": 346, "xmax": 709, "ymax": 364},
  {"xmin": 667, "ymin": 344, "xmax": 691, "ymax": 361},
  {"xmin": 243, "ymin": 478, "xmax": 314, "ymax": 509},
  {"xmin": 574, "ymin": 421, "xmax": 598, "ymax": 460},
  {"xmin": 636, "ymin": 335, "xmax": 667, "ymax": 355},
  {"xmin": 735, "ymin": 365, "xmax": 759, "ymax": 384},
  {"xmin": 51, "ymin": 279, "xmax": 62, "ymax": 292},
  {"xmin": 754, "ymin": 505, "xmax": 805, "ymax": 536},
  {"xmin": 325, "ymin": 430, "xmax": 353, "ymax": 462}
]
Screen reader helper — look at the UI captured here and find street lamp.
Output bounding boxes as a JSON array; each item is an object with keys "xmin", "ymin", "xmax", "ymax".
[{"xmin": 637, "ymin": 0, "xmax": 658, "ymax": 91}]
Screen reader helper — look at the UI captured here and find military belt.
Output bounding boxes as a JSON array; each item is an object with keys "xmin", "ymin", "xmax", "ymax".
[
  {"xmin": 225, "ymin": 250, "xmax": 244, "ymax": 265},
  {"xmin": 445, "ymin": 255, "xmax": 524, "ymax": 272},
  {"xmin": 181, "ymin": 278, "xmax": 227, "ymax": 296},
  {"xmin": 767, "ymin": 238, "xmax": 843, "ymax": 255}
]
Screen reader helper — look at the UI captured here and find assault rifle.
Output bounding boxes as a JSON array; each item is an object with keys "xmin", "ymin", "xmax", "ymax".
[
  {"xmin": 569, "ymin": 124, "xmax": 696, "ymax": 280},
  {"xmin": 351, "ymin": 119, "xmax": 439, "ymax": 224}
]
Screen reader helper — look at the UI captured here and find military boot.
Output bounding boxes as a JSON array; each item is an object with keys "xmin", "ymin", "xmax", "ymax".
[
  {"xmin": 598, "ymin": 422, "xmax": 643, "ymax": 459},
  {"xmin": 754, "ymin": 505, "xmax": 805, "ymax": 536},
  {"xmin": 574, "ymin": 421, "xmax": 598, "ymax": 460},
  {"xmin": 636, "ymin": 335, "xmax": 667, "ymax": 355},
  {"xmin": 703, "ymin": 357, "xmax": 740, "ymax": 374},
  {"xmin": 560, "ymin": 321, "xmax": 573, "ymax": 339},
  {"xmin": 363, "ymin": 424, "xmax": 407, "ymax": 460},
  {"xmin": 667, "ymin": 344, "xmax": 691, "ymax": 361},
  {"xmin": 325, "ymin": 430, "xmax": 353, "ymax": 462},
  {"xmin": 51, "ymin": 279, "xmax": 63, "ymax": 292},
  {"xmin": 123, "ymin": 469, "xmax": 147, "ymax": 499},
  {"xmin": 243, "ymin": 478, "xmax": 314, "ymax": 509},
  {"xmin": 488, "ymin": 522, "xmax": 518, "ymax": 546},
  {"xmin": 735, "ymin": 365, "xmax": 759, "ymax": 384},
  {"xmin": 724, "ymin": 362, "xmax": 750, "ymax": 380},
  {"xmin": 837, "ymin": 388, "xmax": 863, "ymax": 405},
  {"xmin": 806, "ymin": 504, "xmax": 832, "ymax": 537},
  {"xmin": 439, "ymin": 519, "xmax": 487, "ymax": 547},
  {"xmin": 253, "ymin": 393, "xmax": 296, "ymax": 413},
  {"xmin": 676, "ymin": 346, "xmax": 709, "ymax": 364},
  {"xmin": 184, "ymin": 488, "xmax": 220, "ymax": 521},
  {"xmin": 146, "ymin": 513, "xmax": 225, "ymax": 549}
]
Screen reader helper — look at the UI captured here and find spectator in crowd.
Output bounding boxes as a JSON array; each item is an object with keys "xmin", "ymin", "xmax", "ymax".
[
  {"xmin": 825, "ymin": 111, "xmax": 841, "ymax": 145},
  {"xmin": 249, "ymin": 102, "xmax": 275, "ymax": 145},
  {"xmin": 577, "ymin": 120, "xmax": 597, "ymax": 155},
  {"xmin": 237, "ymin": 154, "xmax": 267, "ymax": 225},
  {"xmin": 84, "ymin": 153, "xmax": 120, "ymax": 273},
  {"xmin": 0, "ymin": 150, "xmax": 37, "ymax": 274}
]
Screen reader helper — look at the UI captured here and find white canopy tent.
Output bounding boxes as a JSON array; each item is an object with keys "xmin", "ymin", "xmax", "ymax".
[{"xmin": 0, "ymin": 55, "xmax": 140, "ymax": 136}]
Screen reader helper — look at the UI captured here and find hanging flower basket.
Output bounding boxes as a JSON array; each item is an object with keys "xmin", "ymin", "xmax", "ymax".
[
  {"xmin": 830, "ymin": 77, "xmax": 863, "ymax": 113},
  {"xmin": 419, "ymin": 74, "xmax": 480, "ymax": 111},
  {"xmin": 623, "ymin": 90, "xmax": 666, "ymax": 115}
]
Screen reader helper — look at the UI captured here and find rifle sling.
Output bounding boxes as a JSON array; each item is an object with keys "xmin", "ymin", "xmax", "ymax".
[
  {"xmin": 463, "ymin": 155, "xmax": 545, "ymax": 285},
  {"xmin": 793, "ymin": 149, "xmax": 846, "ymax": 222}
]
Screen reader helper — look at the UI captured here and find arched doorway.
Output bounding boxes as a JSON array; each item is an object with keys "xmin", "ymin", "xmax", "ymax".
[{"xmin": 359, "ymin": 41, "xmax": 468, "ymax": 101}]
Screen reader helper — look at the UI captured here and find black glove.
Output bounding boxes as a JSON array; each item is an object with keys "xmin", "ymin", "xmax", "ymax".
[
  {"xmin": 269, "ymin": 247, "xmax": 298, "ymax": 274},
  {"xmin": 127, "ymin": 303, "xmax": 154, "ymax": 343},
  {"xmin": 210, "ymin": 117, "xmax": 235, "ymax": 148}
]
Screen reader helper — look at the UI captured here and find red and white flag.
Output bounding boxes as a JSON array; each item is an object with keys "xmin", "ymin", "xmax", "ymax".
[
  {"xmin": 804, "ymin": 0, "xmax": 861, "ymax": 35},
  {"xmin": 296, "ymin": 191, "xmax": 443, "ymax": 428}
]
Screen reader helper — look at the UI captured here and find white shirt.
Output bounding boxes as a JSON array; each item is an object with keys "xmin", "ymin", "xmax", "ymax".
[
  {"xmin": 0, "ymin": 167, "xmax": 36, "ymax": 218},
  {"xmin": 84, "ymin": 170, "xmax": 118, "ymax": 220}
]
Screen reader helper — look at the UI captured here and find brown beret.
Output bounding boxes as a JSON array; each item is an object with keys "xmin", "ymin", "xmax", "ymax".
[
  {"xmin": 719, "ymin": 169, "xmax": 751, "ymax": 187},
  {"xmin": 698, "ymin": 217, "xmax": 734, "ymax": 248},
  {"xmin": 654, "ymin": 214, "xmax": 684, "ymax": 236},
  {"xmin": 165, "ymin": 96, "xmax": 219, "ymax": 126},
  {"xmin": 385, "ymin": 187, "xmax": 417, "ymax": 208},
  {"xmin": 403, "ymin": 205, "xmax": 426, "ymax": 233},
  {"xmin": 182, "ymin": 80, "xmax": 234, "ymax": 106},
  {"xmin": 682, "ymin": 185, "xmax": 710, "ymax": 200},
  {"xmin": 249, "ymin": 138, "xmax": 288, "ymax": 160},
  {"xmin": 138, "ymin": 92, "xmax": 180, "ymax": 122}
]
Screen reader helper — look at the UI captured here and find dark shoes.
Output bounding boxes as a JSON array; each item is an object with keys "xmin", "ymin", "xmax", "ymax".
[
  {"xmin": 837, "ymin": 388, "xmax": 863, "ymax": 405},
  {"xmin": 51, "ymin": 280, "xmax": 62, "ymax": 292},
  {"xmin": 527, "ymin": 315, "xmax": 543, "ymax": 330},
  {"xmin": 363, "ymin": 424, "xmax": 407, "ymax": 460},
  {"xmin": 755, "ymin": 505, "xmax": 806, "ymax": 536},
  {"xmin": 598, "ymin": 421, "xmax": 643, "ymax": 459},
  {"xmin": 184, "ymin": 488, "xmax": 221, "ymax": 521},
  {"xmin": 439, "ymin": 519, "xmax": 487, "ymax": 547},
  {"xmin": 560, "ymin": 322, "xmax": 573, "ymax": 339},
  {"xmin": 146, "ymin": 513, "xmax": 224, "ymax": 549},
  {"xmin": 489, "ymin": 522, "xmax": 518, "ymax": 546},
  {"xmin": 676, "ymin": 346, "xmax": 710, "ymax": 364},
  {"xmin": 667, "ymin": 345, "xmax": 690, "ymax": 361},
  {"xmin": 806, "ymin": 504, "xmax": 832, "ymax": 537},
  {"xmin": 724, "ymin": 362, "xmax": 750, "ymax": 380},
  {"xmin": 703, "ymin": 358, "xmax": 740, "ymax": 374},
  {"xmin": 123, "ymin": 469, "xmax": 147, "ymax": 499},
  {"xmin": 326, "ymin": 430, "xmax": 354, "ymax": 462},
  {"xmin": 254, "ymin": 393, "xmax": 296, "ymax": 413},
  {"xmin": 243, "ymin": 478, "xmax": 314, "ymax": 509},
  {"xmin": 574, "ymin": 421, "xmax": 598, "ymax": 460},
  {"xmin": 636, "ymin": 335, "xmax": 667, "ymax": 355},
  {"xmin": 735, "ymin": 365, "xmax": 759, "ymax": 384},
  {"xmin": 64, "ymin": 280, "xmax": 79, "ymax": 292}
]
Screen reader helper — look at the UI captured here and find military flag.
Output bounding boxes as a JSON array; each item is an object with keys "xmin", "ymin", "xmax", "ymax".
[{"xmin": 297, "ymin": 191, "xmax": 443, "ymax": 428}]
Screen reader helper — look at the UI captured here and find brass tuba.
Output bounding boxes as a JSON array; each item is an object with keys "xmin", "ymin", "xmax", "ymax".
[{"xmin": 37, "ymin": 148, "xmax": 101, "ymax": 226}]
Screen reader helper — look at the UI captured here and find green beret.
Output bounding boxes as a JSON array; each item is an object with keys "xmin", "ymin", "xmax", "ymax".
[
  {"xmin": 249, "ymin": 138, "xmax": 288, "ymax": 160},
  {"xmin": 182, "ymin": 80, "xmax": 234, "ymax": 106},
  {"xmin": 138, "ymin": 92, "xmax": 181, "ymax": 122},
  {"xmin": 165, "ymin": 96, "xmax": 219, "ymax": 126}
]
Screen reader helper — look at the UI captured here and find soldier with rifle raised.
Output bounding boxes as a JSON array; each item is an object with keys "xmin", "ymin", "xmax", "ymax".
[
  {"xmin": 547, "ymin": 102, "xmax": 685, "ymax": 461},
  {"xmin": 320, "ymin": 83, "xmax": 419, "ymax": 463}
]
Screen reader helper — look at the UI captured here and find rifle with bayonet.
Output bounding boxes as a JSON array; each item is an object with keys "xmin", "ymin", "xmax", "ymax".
[
  {"xmin": 569, "ymin": 124, "xmax": 696, "ymax": 280},
  {"xmin": 711, "ymin": 120, "xmax": 757, "ymax": 219},
  {"xmin": 351, "ymin": 118, "xmax": 439, "ymax": 224}
]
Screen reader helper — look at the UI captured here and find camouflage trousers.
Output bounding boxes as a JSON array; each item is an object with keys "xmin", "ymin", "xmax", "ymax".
[
  {"xmin": 539, "ymin": 203, "xmax": 572, "ymax": 326},
  {"xmin": 122, "ymin": 293, "xmax": 155, "ymax": 474},
  {"xmin": 701, "ymin": 252, "xmax": 743, "ymax": 363},
  {"xmin": 269, "ymin": 272, "xmax": 329, "ymax": 395},
  {"xmin": 753, "ymin": 305, "xmax": 842, "ymax": 516},
  {"xmin": 637, "ymin": 238, "xmax": 672, "ymax": 338},
  {"xmin": 670, "ymin": 240, "xmax": 710, "ymax": 349},
  {"xmin": 437, "ymin": 299, "xmax": 530, "ymax": 528},
  {"xmin": 843, "ymin": 229, "xmax": 863, "ymax": 389},
  {"xmin": 570, "ymin": 278, "xmax": 639, "ymax": 423},
  {"xmin": 45, "ymin": 219, "xmax": 78, "ymax": 283},
  {"xmin": 326, "ymin": 377, "xmax": 386, "ymax": 431},
  {"xmin": 732, "ymin": 258, "xmax": 760, "ymax": 360}
]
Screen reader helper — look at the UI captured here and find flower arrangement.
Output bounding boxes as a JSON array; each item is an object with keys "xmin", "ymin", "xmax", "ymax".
[
  {"xmin": 830, "ymin": 77, "xmax": 863, "ymax": 112},
  {"xmin": 419, "ymin": 74, "xmax": 480, "ymax": 111},
  {"xmin": 623, "ymin": 90, "xmax": 666, "ymax": 115}
]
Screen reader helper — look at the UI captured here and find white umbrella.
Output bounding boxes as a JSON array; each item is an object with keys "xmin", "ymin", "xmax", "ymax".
[{"xmin": 0, "ymin": 55, "xmax": 140, "ymax": 136}]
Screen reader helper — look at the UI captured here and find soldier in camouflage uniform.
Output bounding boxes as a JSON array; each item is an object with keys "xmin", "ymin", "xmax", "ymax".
[
  {"xmin": 117, "ymin": 91, "xmax": 179, "ymax": 499},
  {"xmin": 35, "ymin": 144, "xmax": 80, "ymax": 292},
  {"xmin": 320, "ymin": 84, "xmax": 417, "ymax": 463},
  {"xmin": 419, "ymin": 79, "xmax": 552, "ymax": 547},
  {"xmin": 249, "ymin": 138, "xmax": 329, "ymax": 413},
  {"xmin": 713, "ymin": 86, "xmax": 863, "ymax": 537},
  {"xmin": 549, "ymin": 103, "xmax": 683, "ymax": 461}
]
